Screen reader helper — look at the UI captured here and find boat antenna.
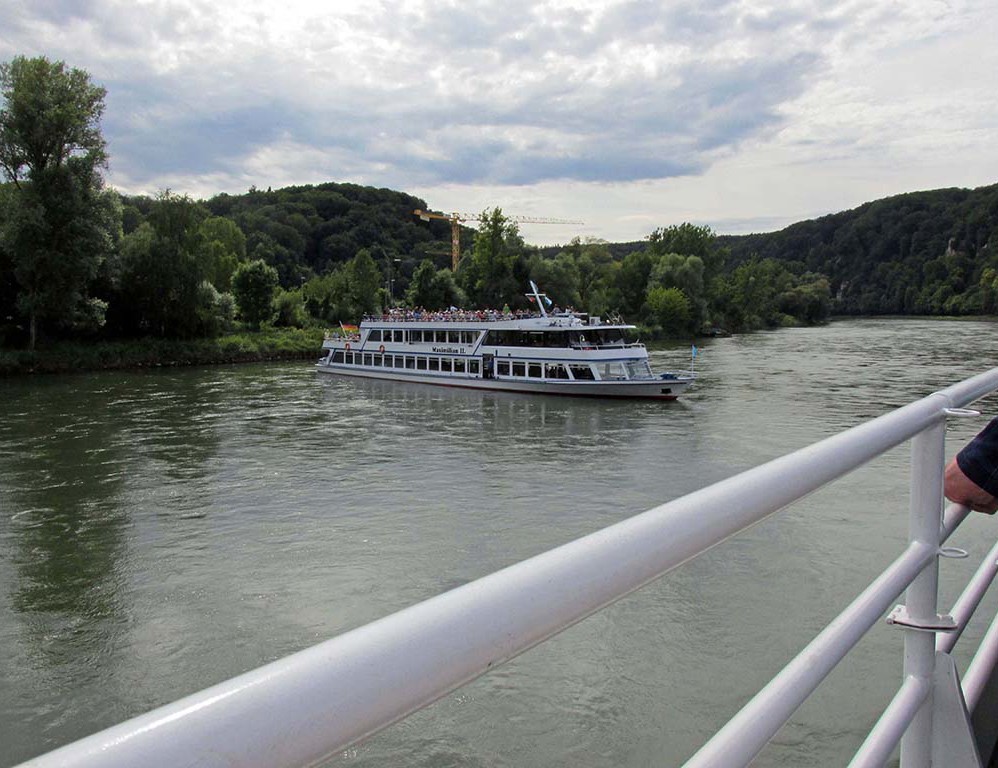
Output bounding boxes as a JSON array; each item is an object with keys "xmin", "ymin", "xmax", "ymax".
[{"xmin": 527, "ymin": 280, "xmax": 550, "ymax": 318}]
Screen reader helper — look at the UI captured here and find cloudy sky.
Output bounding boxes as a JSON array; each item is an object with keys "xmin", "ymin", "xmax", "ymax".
[{"xmin": 2, "ymin": 0, "xmax": 996, "ymax": 245}]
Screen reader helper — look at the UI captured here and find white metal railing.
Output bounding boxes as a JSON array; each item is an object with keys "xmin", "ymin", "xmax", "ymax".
[{"xmin": 17, "ymin": 369, "xmax": 998, "ymax": 768}]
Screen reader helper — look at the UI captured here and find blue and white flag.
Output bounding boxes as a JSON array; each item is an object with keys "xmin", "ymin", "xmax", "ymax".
[
  {"xmin": 691, "ymin": 344, "xmax": 698, "ymax": 358},
  {"xmin": 544, "ymin": 295, "xmax": 553, "ymax": 307}
]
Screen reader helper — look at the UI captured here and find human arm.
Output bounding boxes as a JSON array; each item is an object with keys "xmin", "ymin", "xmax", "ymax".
[{"xmin": 944, "ymin": 418, "xmax": 998, "ymax": 514}]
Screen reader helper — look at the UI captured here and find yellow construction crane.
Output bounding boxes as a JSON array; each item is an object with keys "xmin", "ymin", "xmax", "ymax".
[{"xmin": 413, "ymin": 209, "xmax": 583, "ymax": 271}]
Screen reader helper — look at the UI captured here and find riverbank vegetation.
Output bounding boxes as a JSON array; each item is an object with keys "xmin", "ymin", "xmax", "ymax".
[
  {"xmin": 3, "ymin": 55, "xmax": 998, "ymax": 374},
  {"xmin": 0, "ymin": 328, "xmax": 323, "ymax": 375}
]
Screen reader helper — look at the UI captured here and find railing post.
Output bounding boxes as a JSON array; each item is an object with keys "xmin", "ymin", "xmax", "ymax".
[{"xmin": 900, "ymin": 418, "xmax": 946, "ymax": 767}]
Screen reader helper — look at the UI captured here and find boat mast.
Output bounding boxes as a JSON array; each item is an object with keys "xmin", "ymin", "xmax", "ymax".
[{"xmin": 527, "ymin": 281, "xmax": 549, "ymax": 318}]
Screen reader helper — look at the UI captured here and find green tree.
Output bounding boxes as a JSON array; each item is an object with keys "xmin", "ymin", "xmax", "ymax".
[
  {"xmin": 613, "ymin": 249, "xmax": 654, "ymax": 319},
  {"xmin": 406, "ymin": 259, "xmax": 465, "ymax": 309},
  {"xmin": 573, "ymin": 238, "xmax": 614, "ymax": 315},
  {"xmin": 232, "ymin": 259, "xmax": 279, "ymax": 328},
  {"xmin": 272, "ymin": 288, "xmax": 308, "ymax": 328},
  {"xmin": 777, "ymin": 274, "xmax": 831, "ymax": 325},
  {"xmin": 197, "ymin": 216, "xmax": 246, "ymax": 291},
  {"xmin": 720, "ymin": 258, "xmax": 797, "ymax": 330},
  {"xmin": 648, "ymin": 253, "xmax": 706, "ymax": 328},
  {"xmin": 527, "ymin": 252, "xmax": 579, "ymax": 309},
  {"xmin": 980, "ymin": 268, "xmax": 998, "ymax": 314},
  {"xmin": 459, "ymin": 208, "xmax": 525, "ymax": 307},
  {"xmin": 0, "ymin": 56, "xmax": 114, "ymax": 348},
  {"xmin": 345, "ymin": 248, "xmax": 382, "ymax": 317},
  {"xmin": 113, "ymin": 192, "xmax": 209, "ymax": 338},
  {"xmin": 647, "ymin": 286, "xmax": 692, "ymax": 333},
  {"xmin": 194, "ymin": 280, "xmax": 236, "ymax": 337},
  {"xmin": 649, "ymin": 223, "xmax": 724, "ymax": 296}
]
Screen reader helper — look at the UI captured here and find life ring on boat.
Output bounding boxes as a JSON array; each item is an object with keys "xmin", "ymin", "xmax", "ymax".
[
  {"xmin": 378, "ymin": 344, "xmax": 385, "ymax": 354},
  {"xmin": 344, "ymin": 342, "xmax": 351, "ymax": 352}
]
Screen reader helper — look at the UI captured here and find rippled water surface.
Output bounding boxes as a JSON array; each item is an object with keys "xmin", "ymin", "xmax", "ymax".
[{"xmin": 3, "ymin": 318, "xmax": 998, "ymax": 767}]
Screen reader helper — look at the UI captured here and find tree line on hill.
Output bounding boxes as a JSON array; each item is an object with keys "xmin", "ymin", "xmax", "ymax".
[
  {"xmin": 1, "ymin": 55, "xmax": 996, "ymax": 353},
  {"xmin": 717, "ymin": 186, "xmax": 998, "ymax": 316}
]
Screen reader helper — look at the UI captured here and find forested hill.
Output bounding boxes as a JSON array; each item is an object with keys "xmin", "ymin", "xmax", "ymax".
[
  {"xmin": 120, "ymin": 180, "xmax": 998, "ymax": 318},
  {"xmin": 121, "ymin": 182, "xmax": 468, "ymax": 285},
  {"xmin": 121, "ymin": 180, "xmax": 998, "ymax": 320},
  {"xmin": 715, "ymin": 183, "xmax": 998, "ymax": 315}
]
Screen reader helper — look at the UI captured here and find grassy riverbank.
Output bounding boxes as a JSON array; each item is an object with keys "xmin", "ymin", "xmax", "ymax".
[{"xmin": 0, "ymin": 328, "xmax": 325, "ymax": 375}]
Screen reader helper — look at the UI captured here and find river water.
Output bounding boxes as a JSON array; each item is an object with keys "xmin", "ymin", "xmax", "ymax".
[{"xmin": 2, "ymin": 318, "xmax": 998, "ymax": 767}]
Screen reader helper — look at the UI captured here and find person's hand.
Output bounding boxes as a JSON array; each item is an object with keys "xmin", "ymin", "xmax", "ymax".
[{"xmin": 944, "ymin": 458, "xmax": 998, "ymax": 513}]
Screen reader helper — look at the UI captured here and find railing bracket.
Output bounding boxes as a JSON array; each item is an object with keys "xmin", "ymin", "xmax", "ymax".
[
  {"xmin": 887, "ymin": 605, "xmax": 957, "ymax": 632},
  {"xmin": 939, "ymin": 546, "xmax": 969, "ymax": 559},
  {"xmin": 944, "ymin": 407, "xmax": 981, "ymax": 418}
]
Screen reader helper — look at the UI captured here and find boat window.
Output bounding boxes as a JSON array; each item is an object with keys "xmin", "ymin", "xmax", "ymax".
[
  {"xmin": 595, "ymin": 329, "xmax": 626, "ymax": 346},
  {"xmin": 469, "ymin": 360, "xmax": 479, "ymax": 375},
  {"xmin": 545, "ymin": 363, "xmax": 569, "ymax": 379},
  {"xmin": 625, "ymin": 360, "xmax": 652, "ymax": 378},
  {"xmin": 386, "ymin": 354, "xmax": 397, "ymax": 368},
  {"xmin": 364, "ymin": 353, "xmax": 373, "ymax": 366},
  {"xmin": 484, "ymin": 329, "xmax": 575, "ymax": 348},
  {"xmin": 454, "ymin": 359, "xmax": 465, "ymax": 373},
  {"xmin": 417, "ymin": 357, "xmax": 427, "ymax": 370},
  {"xmin": 569, "ymin": 364, "xmax": 596, "ymax": 381},
  {"xmin": 366, "ymin": 329, "xmax": 379, "ymax": 342},
  {"xmin": 372, "ymin": 355, "xmax": 382, "ymax": 367},
  {"xmin": 428, "ymin": 357, "xmax": 439, "ymax": 371},
  {"xmin": 512, "ymin": 361, "xmax": 526, "ymax": 377},
  {"xmin": 462, "ymin": 331, "xmax": 476, "ymax": 345},
  {"xmin": 603, "ymin": 362, "xmax": 627, "ymax": 380},
  {"xmin": 332, "ymin": 350, "xmax": 344, "ymax": 364},
  {"xmin": 405, "ymin": 356, "xmax": 415, "ymax": 369},
  {"xmin": 497, "ymin": 360, "xmax": 510, "ymax": 376},
  {"xmin": 392, "ymin": 330, "xmax": 405, "ymax": 343},
  {"xmin": 528, "ymin": 363, "xmax": 542, "ymax": 378},
  {"xmin": 441, "ymin": 358, "xmax": 452, "ymax": 372}
]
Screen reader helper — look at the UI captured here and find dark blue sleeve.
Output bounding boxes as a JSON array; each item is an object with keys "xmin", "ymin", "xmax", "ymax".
[{"xmin": 956, "ymin": 417, "xmax": 998, "ymax": 496}]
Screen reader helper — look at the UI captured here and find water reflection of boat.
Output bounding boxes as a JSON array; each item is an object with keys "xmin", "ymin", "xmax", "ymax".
[{"xmin": 317, "ymin": 283, "xmax": 695, "ymax": 400}]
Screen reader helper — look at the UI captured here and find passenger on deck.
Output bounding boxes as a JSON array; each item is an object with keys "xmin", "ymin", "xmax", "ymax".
[{"xmin": 944, "ymin": 418, "xmax": 998, "ymax": 514}]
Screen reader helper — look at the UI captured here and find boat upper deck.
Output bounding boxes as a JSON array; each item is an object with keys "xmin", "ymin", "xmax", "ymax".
[
  {"xmin": 368, "ymin": 308, "xmax": 538, "ymax": 324},
  {"xmin": 361, "ymin": 308, "xmax": 631, "ymax": 331}
]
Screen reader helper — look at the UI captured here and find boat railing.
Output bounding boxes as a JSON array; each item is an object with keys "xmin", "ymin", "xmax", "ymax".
[
  {"xmin": 19, "ymin": 368, "xmax": 998, "ymax": 768},
  {"xmin": 568, "ymin": 340, "xmax": 644, "ymax": 350},
  {"xmin": 364, "ymin": 311, "xmax": 542, "ymax": 323}
]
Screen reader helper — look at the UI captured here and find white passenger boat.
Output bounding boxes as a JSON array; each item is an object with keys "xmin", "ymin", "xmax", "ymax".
[{"xmin": 316, "ymin": 283, "xmax": 696, "ymax": 399}]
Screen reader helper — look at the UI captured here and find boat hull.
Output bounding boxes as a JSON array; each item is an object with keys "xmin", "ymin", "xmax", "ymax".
[{"xmin": 315, "ymin": 361, "xmax": 692, "ymax": 399}]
